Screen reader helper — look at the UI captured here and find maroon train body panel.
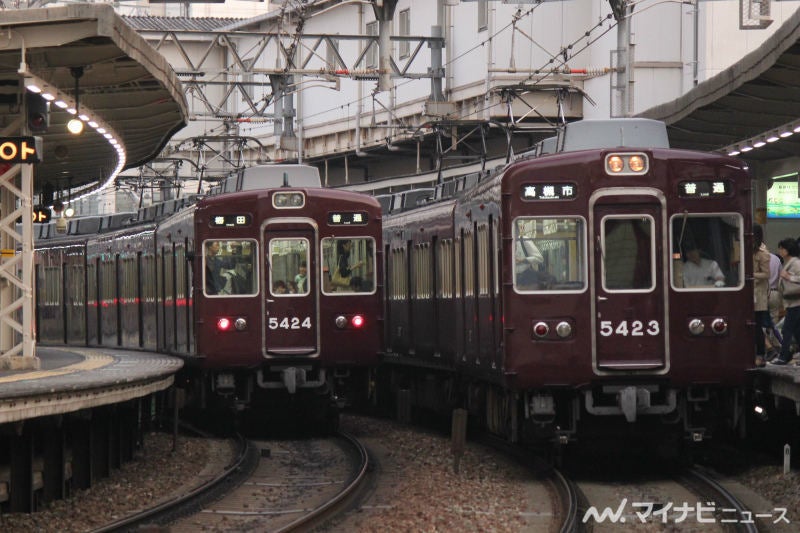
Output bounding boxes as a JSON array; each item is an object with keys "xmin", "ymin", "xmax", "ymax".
[
  {"xmin": 380, "ymin": 119, "xmax": 753, "ymax": 447},
  {"xmin": 191, "ymin": 187, "xmax": 383, "ymax": 375},
  {"xmin": 33, "ymin": 165, "xmax": 383, "ymax": 425}
]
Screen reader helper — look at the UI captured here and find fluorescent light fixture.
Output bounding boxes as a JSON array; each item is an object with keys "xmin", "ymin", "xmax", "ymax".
[
  {"xmin": 767, "ymin": 135, "xmax": 779, "ymax": 143},
  {"xmin": 780, "ymin": 130, "xmax": 793, "ymax": 138},
  {"xmin": 741, "ymin": 145, "xmax": 754, "ymax": 152}
]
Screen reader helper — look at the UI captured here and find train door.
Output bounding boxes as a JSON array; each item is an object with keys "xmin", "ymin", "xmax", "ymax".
[
  {"xmin": 476, "ymin": 223, "xmax": 494, "ymax": 365},
  {"xmin": 263, "ymin": 224, "xmax": 318, "ymax": 356},
  {"xmin": 591, "ymin": 191, "xmax": 667, "ymax": 371},
  {"xmin": 462, "ymin": 227, "xmax": 478, "ymax": 363}
]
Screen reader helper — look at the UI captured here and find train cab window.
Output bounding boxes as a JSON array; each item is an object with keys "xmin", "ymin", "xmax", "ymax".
[
  {"xmin": 601, "ymin": 216, "xmax": 655, "ymax": 292},
  {"xmin": 670, "ymin": 214, "xmax": 743, "ymax": 290},
  {"xmin": 513, "ymin": 217, "xmax": 586, "ymax": 292},
  {"xmin": 204, "ymin": 239, "xmax": 257, "ymax": 296},
  {"xmin": 268, "ymin": 238, "xmax": 309, "ymax": 296},
  {"xmin": 321, "ymin": 237, "xmax": 376, "ymax": 294}
]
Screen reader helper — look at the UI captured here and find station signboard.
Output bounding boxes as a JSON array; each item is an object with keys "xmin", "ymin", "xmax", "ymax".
[{"xmin": 0, "ymin": 137, "xmax": 41, "ymax": 164}]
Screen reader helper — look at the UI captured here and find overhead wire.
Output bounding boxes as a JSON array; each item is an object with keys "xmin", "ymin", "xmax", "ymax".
[{"xmin": 230, "ymin": 3, "xmax": 620, "ymax": 156}]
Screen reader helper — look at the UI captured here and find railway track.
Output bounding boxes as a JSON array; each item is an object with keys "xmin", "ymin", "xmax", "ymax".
[
  {"xmin": 475, "ymin": 434, "xmax": 590, "ymax": 532},
  {"xmin": 680, "ymin": 466, "xmax": 759, "ymax": 533},
  {"xmin": 573, "ymin": 463, "xmax": 762, "ymax": 532},
  {"xmin": 166, "ymin": 431, "xmax": 369, "ymax": 532},
  {"xmin": 88, "ymin": 431, "xmax": 368, "ymax": 532},
  {"xmin": 90, "ymin": 433, "xmax": 255, "ymax": 533}
]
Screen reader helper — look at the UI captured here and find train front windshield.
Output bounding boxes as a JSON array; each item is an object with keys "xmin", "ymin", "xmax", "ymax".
[
  {"xmin": 321, "ymin": 237, "xmax": 376, "ymax": 294},
  {"xmin": 670, "ymin": 214, "xmax": 743, "ymax": 290},
  {"xmin": 513, "ymin": 217, "xmax": 586, "ymax": 292},
  {"xmin": 203, "ymin": 239, "xmax": 258, "ymax": 296}
]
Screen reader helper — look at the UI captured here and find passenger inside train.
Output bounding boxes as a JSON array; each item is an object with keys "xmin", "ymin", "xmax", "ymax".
[
  {"xmin": 205, "ymin": 240, "xmax": 257, "ymax": 295},
  {"xmin": 322, "ymin": 237, "xmax": 375, "ymax": 293}
]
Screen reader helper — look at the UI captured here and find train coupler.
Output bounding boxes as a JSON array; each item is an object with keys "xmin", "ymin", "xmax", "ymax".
[
  {"xmin": 585, "ymin": 386, "xmax": 677, "ymax": 422},
  {"xmin": 256, "ymin": 367, "xmax": 327, "ymax": 393}
]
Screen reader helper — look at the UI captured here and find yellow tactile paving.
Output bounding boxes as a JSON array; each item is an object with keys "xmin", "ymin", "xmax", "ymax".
[{"xmin": 0, "ymin": 349, "xmax": 114, "ymax": 383}]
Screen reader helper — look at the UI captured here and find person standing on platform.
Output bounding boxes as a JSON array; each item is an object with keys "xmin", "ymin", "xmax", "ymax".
[
  {"xmin": 773, "ymin": 238, "xmax": 800, "ymax": 365},
  {"xmin": 752, "ymin": 225, "xmax": 771, "ymax": 366}
]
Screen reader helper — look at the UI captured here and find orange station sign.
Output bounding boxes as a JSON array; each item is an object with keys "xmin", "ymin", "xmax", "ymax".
[{"xmin": 0, "ymin": 137, "xmax": 41, "ymax": 164}]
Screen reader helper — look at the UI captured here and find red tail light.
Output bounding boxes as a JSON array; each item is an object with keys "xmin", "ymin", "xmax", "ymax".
[
  {"xmin": 533, "ymin": 321, "xmax": 549, "ymax": 338},
  {"xmin": 217, "ymin": 317, "xmax": 232, "ymax": 331},
  {"xmin": 335, "ymin": 314, "xmax": 366, "ymax": 330}
]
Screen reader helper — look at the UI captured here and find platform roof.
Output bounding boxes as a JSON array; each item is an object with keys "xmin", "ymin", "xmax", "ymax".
[
  {"xmin": 0, "ymin": 4, "xmax": 188, "ymax": 195},
  {"xmin": 639, "ymin": 8, "xmax": 800, "ymax": 163}
]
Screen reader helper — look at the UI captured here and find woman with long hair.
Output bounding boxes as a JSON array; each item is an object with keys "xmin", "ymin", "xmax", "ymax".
[{"xmin": 773, "ymin": 237, "xmax": 800, "ymax": 365}]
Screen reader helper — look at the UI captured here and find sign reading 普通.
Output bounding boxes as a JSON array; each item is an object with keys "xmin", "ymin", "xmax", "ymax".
[
  {"xmin": 328, "ymin": 212, "xmax": 369, "ymax": 225},
  {"xmin": 0, "ymin": 137, "xmax": 41, "ymax": 164}
]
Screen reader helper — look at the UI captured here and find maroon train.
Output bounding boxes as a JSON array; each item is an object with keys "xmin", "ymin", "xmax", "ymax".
[
  {"xmin": 378, "ymin": 118, "xmax": 754, "ymax": 451},
  {"xmin": 34, "ymin": 165, "xmax": 382, "ymax": 427}
]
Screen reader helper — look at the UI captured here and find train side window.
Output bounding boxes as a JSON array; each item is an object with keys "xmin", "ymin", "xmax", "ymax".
[
  {"xmin": 321, "ymin": 237, "xmax": 376, "ymax": 295},
  {"xmin": 268, "ymin": 238, "xmax": 309, "ymax": 296},
  {"xmin": 513, "ymin": 217, "xmax": 586, "ymax": 293},
  {"xmin": 204, "ymin": 239, "xmax": 258, "ymax": 296},
  {"xmin": 670, "ymin": 214, "xmax": 743, "ymax": 290},
  {"xmin": 601, "ymin": 216, "xmax": 655, "ymax": 292}
]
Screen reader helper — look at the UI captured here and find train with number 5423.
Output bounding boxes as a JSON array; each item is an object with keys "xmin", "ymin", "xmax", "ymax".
[
  {"xmin": 34, "ymin": 165, "xmax": 382, "ymax": 428},
  {"xmin": 376, "ymin": 118, "xmax": 753, "ymax": 453}
]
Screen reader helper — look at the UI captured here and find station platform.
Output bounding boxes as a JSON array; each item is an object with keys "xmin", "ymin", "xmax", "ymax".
[
  {"xmin": 752, "ymin": 361, "xmax": 800, "ymax": 415},
  {"xmin": 0, "ymin": 346, "xmax": 183, "ymax": 424}
]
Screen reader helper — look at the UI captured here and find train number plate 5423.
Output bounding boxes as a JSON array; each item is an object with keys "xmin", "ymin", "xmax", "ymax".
[{"xmin": 598, "ymin": 320, "xmax": 660, "ymax": 337}]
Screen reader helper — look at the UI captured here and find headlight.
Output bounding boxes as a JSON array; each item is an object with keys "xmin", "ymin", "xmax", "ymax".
[
  {"xmin": 555, "ymin": 321, "xmax": 572, "ymax": 338},
  {"xmin": 688, "ymin": 318, "xmax": 704, "ymax": 335},
  {"xmin": 605, "ymin": 153, "xmax": 649, "ymax": 175},
  {"xmin": 273, "ymin": 192, "xmax": 305, "ymax": 209}
]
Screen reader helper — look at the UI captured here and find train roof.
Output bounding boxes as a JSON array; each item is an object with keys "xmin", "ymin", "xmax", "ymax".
[
  {"xmin": 561, "ymin": 118, "xmax": 670, "ymax": 151},
  {"xmin": 199, "ymin": 182, "xmax": 382, "ymax": 209},
  {"xmin": 239, "ymin": 164, "xmax": 322, "ymax": 190}
]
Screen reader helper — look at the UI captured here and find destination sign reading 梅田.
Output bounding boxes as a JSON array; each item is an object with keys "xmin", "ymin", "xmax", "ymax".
[
  {"xmin": 328, "ymin": 212, "xmax": 369, "ymax": 225},
  {"xmin": 678, "ymin": 180, "xmax": 731, "ymax": 198},
  {"xmin": 520, "ymin": 183, "xmax": 577, "ymax": 201},
  {"xmin": 210, "ymin": 214, "xmax": 252, "ymax": 227}
]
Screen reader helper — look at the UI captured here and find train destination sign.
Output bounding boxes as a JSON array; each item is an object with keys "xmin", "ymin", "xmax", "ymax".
[
  {"xmin": 0, "ymin": 137, "xmax": 41, "ymax": 164},
  {"xmin": 678, "ymin": 180, "xmax": 731, "ymax": 198},
  {"xmin": 33, "ymin": 207, "xmax": 51, "ymax": 223},
  {"xmin": 328, "ymin": 212, "xmax": 368, "ymax": 225},
  {"xmin": 210, "ymin": 214, "xmax": 252, "ymax": 227},
  {"xmin": 521, "ymin": 183, "xmax": 577, "ymax": 200}
]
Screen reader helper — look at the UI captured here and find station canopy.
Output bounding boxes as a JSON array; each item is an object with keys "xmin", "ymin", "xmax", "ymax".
[
  {"xmin": 640, "ymin": 8, "xmax": 800, "ymax": 163},
  {"xmin": 0, "ymin": 4, "xmax": 187, "ymax": 196}
]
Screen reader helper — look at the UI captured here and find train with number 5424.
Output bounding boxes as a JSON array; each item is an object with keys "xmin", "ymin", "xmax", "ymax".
[
  {"xmin": 34, "ymin": 164, "xmax": 382, "ymax": 429},
  {"xmin": 376, "ymin": 118, "xmax": 753, "ymax": 454}
]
